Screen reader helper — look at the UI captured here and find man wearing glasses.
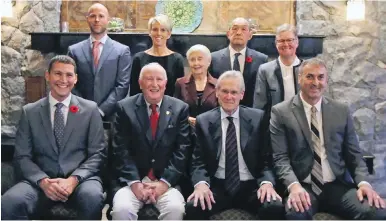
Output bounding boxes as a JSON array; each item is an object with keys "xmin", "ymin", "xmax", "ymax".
[{"xmin": 253, "ymin": 23, "xmax": 302, "ymax": 116}]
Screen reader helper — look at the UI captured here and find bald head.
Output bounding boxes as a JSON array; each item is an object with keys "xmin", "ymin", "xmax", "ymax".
[
  {"xmin": 86, "ymin": 3, "xmax": 109, "ymax": 38},
  {"xmin": 87, "ymin": 3, "xmax": 109, "ymax": 16},
  {"xmin": 229, "ymin": 17, "xmax": 250, "ymax": 30}
]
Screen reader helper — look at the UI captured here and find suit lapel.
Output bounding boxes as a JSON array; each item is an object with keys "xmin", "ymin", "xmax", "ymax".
[
  {"xmin": 184, "ymin": 77, "xmax": 197, "ymax": 105},
  {"xmin": 243, "ymin": 48, "xmax": 251, "ymax": 78},
  {"xmin": 273, "ymin": 59, "xmax": 285, "ymax": 101},
  {"xmin": 61, "ymin": 95, "xmax": 81, "ymax": 151},
  {"xmin": 39, "ymin": 98, "xmax": 59, "ymax": 155},
  {"xmin": 154, "ymin": 96, "xmax": 173, "ymax": 147},
  {"xmin": 81, "ymin": 39, "xmax": 94, "ymax": 75},
  {"xmin": 96, "ymin": 37, "xmax": 114, "ymax": 74},
  {"xmin": 239, "ymin": 108, "xmax": 252, "ymax": 152},
  {"xmin": 221, "ymin": 48, "xmax": 232, "ymax": 71},
  {"xmin": 293, "ymin": 60, "xmax": 302, "ymax": 94},
  {"xmin": 135, "ymin": 94, "xmax": 152, "ymax": 145},
  {"xmin": 321, "ymin": 97, "xmax": 331, "ymax": 149},
  {"xmin": 209, "ymin": 109, "xmax": 222, "ymax": 159},
  {"xmin": 292, "ymin": 95, "xmax": 313, "ymax": 147}
]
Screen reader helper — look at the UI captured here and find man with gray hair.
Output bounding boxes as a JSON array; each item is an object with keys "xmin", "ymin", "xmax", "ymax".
[
  {"xmin": 209, "ymin": 17, "xmax": 268, "ymax": 108},
  {"xmin": 110, "ymin": 63, "xmax": 190, "ymax": 220},
  {"xmin": 270, "ymin": 58, "xmax": 386, "ymax": 219},
  {"xmin": 185, "ymin": 70, "xmax": 284, "ymax": 220}
]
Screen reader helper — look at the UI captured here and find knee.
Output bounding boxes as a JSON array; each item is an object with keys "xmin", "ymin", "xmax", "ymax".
[
  {"xmin": 258, "ymin": 200, "xmax": 285, "ymax": 219},
  {"xmin": 77, "ymin": 188, "xmax": 104, "ymax": 208},
  {"xmin": 185, "ymin": 201, "xmax": 201, "ymax": 213},
  {"xmin": 1, "ymin": 191, "xmax": 31, "ymax": 219},
  {"xmin": 285, "ymin": 208, "xmax": 313, "ymax": 220},
  {"xmin": 164, "ymin": 201, "xmax": 185, "ymax": 215},
  {"xmin": 111, "ymin": 202, "xmax": 138, "ymax": 220},
  {"xmin": 355, "ymin": 204, "xmax": 386, "ymax": 220}
]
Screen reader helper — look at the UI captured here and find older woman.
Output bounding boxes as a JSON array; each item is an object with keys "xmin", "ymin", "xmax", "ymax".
[
  {"xmin": 174, "ymin": 44, "xmax": 217, "ymax": 126},
  {"xmin": 130, "ymin": 14, "xmax": 185, "ymax": 96}
]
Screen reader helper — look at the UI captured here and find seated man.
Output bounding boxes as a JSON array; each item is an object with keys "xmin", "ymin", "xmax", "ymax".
[
  {"xmin": 270, "ymin": 58, "xmax": 386, "ymax": 219},
  {"xmin": 1, "ymin": 55, "xmax": 106, "ymax": 220},
  {"xmin": 185, "ymin": 70, "xmax": 284, "ymax": 220},
  {"xmin": 110, "ymin": 63, "xmax": 190, "ymax": 220}
]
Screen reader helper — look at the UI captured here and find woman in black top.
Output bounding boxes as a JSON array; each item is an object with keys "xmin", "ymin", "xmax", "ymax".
[{"xmin": 130, "ymin": 14, "xmax": 185, "ymax": 96}]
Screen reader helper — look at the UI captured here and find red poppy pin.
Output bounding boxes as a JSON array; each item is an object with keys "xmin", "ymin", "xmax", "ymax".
[
  {"xmin": 246, "ymin": 56, "xmax": 253, "ymax": 63},
  {"xmin": 69, "ymin": 105, "xmax": 79, "ymax": 113}
]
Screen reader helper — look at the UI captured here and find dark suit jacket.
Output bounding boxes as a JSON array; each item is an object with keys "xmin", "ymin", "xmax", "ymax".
[
  {"xmin": 68, "ymin": 36, "xmax": 132, "ymax": 118},
  {"xmin": 270, "ymin": 94, "xmax": 368, "ymax": 188},
  {"xmin": 253, "ymin": 59, "xmax": 302, "ymax": 116},
  {"xmin": 208, "ymin": 47, "xmax": 268, "ymax": 107},
  {"xmin": 13, "ymin": 95, "xmax": 106, "ymax": 186},
  {"xmin": 190, "ymin": 106, "xmax": 275, "ymax": 187},
  {"xmin": 111, "ymin": 94, "xmax": 191, "ymax": 196},
  {"xmin": 174, "ymin": 73, "xmax": 218, "ymax": 117}
]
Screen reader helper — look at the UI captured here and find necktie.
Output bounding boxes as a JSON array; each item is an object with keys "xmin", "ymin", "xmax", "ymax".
[
  {"xmin": 233, "ymin": 53, "xmax": 241, "ymax": 72},
  {"xmin": 92, "ymin": 41, "xmax": 101, "ymax": 68},
  {"xmin": 225, "ymin": 116, "xmax": 240, "ymax": 196},
  {"xmin": 148, "ymin": 104, "xmax": 159, "ymax": 181},
  {"xmin": 310, "ymin": 106, "xmax": 323, "ymax": 195},
  {"xmin": 54, "ymin": 103, "xmax": 65, "ymax": 151}
]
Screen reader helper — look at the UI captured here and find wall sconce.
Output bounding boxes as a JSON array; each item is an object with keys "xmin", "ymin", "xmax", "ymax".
[
  {"xmin": 347, "ymin": 0, "xmax": 365, "ymax": 21},
  {"xmin": 0, "ymin": 0, "xmax": 14, "ymax": 18}
]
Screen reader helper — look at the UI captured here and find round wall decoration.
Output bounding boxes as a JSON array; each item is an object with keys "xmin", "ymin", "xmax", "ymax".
[{"xmin": 155, "ymin": 0, "xmax": 203, "ymax": 33}]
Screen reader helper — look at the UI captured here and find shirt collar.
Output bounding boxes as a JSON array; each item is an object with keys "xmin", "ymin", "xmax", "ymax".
[
  {"xmin": 144, "ymin": 98, "xmax": 163, "ymax": 110},
  {"xmin": 220, "ymin": 106, "xmax": 240, "ymax": 120},
  {"xmin": 90, "ymin": 34, "xmax": 108, "ymax": 46},
  {"xmin": 229, "ymin": 45, "xmax": 246, "ymax": 57},
  {"xmin": 49, "ymin": 92, "xmax": 72, "ymax": 108},
  {"xmin": 300, "ymin": 92, "xmax": 322, "ymax": 112},
  {"xmin": 278, "ymin": 56, "xmax": 300, "ymax": 68}
]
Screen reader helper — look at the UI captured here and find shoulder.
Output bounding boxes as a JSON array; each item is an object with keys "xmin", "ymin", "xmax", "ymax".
[
  {"xmin": 23, "ymin": 97, "xmax": 46, "ymax": 112},
  {"xmin": 197, "ymin": 107, "xmax": 219, "ymax": 121},
  {"xmin": 73, "ymin": 95, "xmax": 98, "ymax": 109},
  {"xmin": 68, "ymin": 39, "xmax": 87, "ymax": 51},
  {"xmin": 324, "ymin": 97, "xmax": 349, "ymax": 111},
  {"xmin": 240, "ymin": 105, "xmax": 264, "ymax": 117},
  {"xmin": 259, "ymin": 60, "xmax": 278, "ymax": 71},
  {"xmin": 165, "ymin": 95, "xmax": 189, "ymax": 109},
  {"xmin": 272, "ymin": 98, "xmax": 292, "ymax": 113},
  {"xmin": 118, "ymin": 94, "xmax": 138, "ymax": 107},
  {"xmin": 248, "ymin": 48, "xmax": 268, "ymax": 60},
  {"xmin": 211, "ymin": 48, "xmax": 226, "ymax": 56},
  {"xmin": 109, "ymin": 38, "xmax": 129, "ymax": 49},
  {"xmin": 171, "ymin": 52, "xmax": 184, "ymax": 60}
]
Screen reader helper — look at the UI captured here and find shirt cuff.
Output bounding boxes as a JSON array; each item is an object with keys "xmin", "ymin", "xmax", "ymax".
[
  {"xmin": 160, "ymin": 178, "xmax": 171, "ymax": 187},
  {"xmin": 358, "ymin": 181, "xmax": 372, "ymax": 188},
  {"xmin": 194, "ymin": 181, "xmax": 210, "ymax": 188},
  {"xmin": 260, "ymin": 181, "xmax": 273, "ymax": 187},
  {"xmin": 98, "ymin": 108, "xmax": 105, "ymax": 117},
  {"xmin": 287, "ymin": 181, "xmax": 300, "ymax": 191},
  {"xmin": 127, "ymin": 180, "xmax": 141, "ymax": 187}
]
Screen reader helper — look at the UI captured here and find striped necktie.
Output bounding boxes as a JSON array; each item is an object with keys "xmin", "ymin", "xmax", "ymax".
[
  {"xmin": 225, "ymin": 116, "xmax": 240, "ymax": 196},
  {"xmin": 310, "ymin": 106, "xmax": 324, "ymax": 195}
]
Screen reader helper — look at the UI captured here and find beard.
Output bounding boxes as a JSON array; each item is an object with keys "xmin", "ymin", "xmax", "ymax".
[{"xmin": 90, "ymin": 25, "xmax": 106, "ymax": 35}]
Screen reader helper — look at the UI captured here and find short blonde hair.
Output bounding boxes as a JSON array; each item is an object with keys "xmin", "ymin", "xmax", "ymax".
[
  {"xmin": 148, "ymin": 14, "xmax": 173, "ymax": 32},
  {"xmin": 186, "ymin": 44, "xmax": 211, "ymax": 62}
]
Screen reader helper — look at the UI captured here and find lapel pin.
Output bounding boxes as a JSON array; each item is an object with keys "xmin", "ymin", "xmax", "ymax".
[{"xmin": 166, "ymin": 111, "xmax": 170, "ymax": 115}]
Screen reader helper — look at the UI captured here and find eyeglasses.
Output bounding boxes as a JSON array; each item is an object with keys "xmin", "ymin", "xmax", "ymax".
[{"xmin": 276, "ymin": 38, "xmax": 297, "ymax": 44}]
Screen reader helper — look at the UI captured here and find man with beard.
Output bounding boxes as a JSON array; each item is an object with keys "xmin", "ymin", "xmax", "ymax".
[
  {"xmin": 209, "ymin": 17, "xmax": 268, "ymax": 107},
  {"xmin": 68, "ymin": 3, "xmax": 131, "ymax": 120}
]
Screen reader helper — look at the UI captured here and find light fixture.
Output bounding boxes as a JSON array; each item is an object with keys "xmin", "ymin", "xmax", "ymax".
[
  {"xmin": 0, "ymin": 0, "xmax": 13, "ymax": 18},
  {"xmin": 347, "ymin": 0, "xmax": 365, "ymax": 21}
]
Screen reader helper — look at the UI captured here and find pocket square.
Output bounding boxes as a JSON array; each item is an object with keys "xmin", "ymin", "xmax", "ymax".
[{"xmin": 167, "ymin": 124, "xmax": 174, "ymax": 128}]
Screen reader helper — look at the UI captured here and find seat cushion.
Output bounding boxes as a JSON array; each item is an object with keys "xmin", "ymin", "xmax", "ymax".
[
  {"xmin": 210, "ymin": 208, "xmax": 256, "ymax": 220},
  {"xmin": 48, "ymin": 204, "xmax": 78, "ymax": 220},
  {"xmin": 138, "ymin": 204, "xmax": 160, "ymax": 220},
  {"xmin": 313, "ymin": 212, "xmax": 342, "ymax": 220}
]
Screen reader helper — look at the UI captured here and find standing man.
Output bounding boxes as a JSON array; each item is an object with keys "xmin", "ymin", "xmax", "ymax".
[
  {"xmin": 253, "ymin": 23, "xmax": 302, "ymax": 116},
  {"xmin": 1, "ymin": 55, "xmax": 106, "ymax": 220},
  {"xmin": 68, "ymin": 3, "xmax": 131, "ymax": 120},
  {"xmin": 270, "ymin": 58, "xmax": 386, "ymax": 219},
  {"xmin": 185, "ymin": 71, "xmax": 284, "ymax": 220},
  {"xmin": 110, "ymin": 63, "xmax": 190, "ymax": 220},
  {"xmin": 209, "ymin": 18, "xmax": 268, "ymax": 107}
]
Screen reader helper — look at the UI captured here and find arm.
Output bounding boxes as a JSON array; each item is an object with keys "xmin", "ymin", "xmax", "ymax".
[
  {"xmin": 175, "ymin": 55, "xmax": 185, "ymax": 79},
  {"xmin": 253, "ymin": 66, "xmax": 268, "ymax": 110},
  {"xmin": 160, "ymin": 104, "xmax": 191, "ymax": 186},
  {"xmin": 99, "ymin": 46, "xmax": 132, "ymax": 116},
  {"xmin": 129, "ymin": 55, "xmax": 141, "ymax": 96},
  {"xmin": 173, "ymin": 80, "xmax": 182, "ymax": 100},
  {"xmin": 13, "ymin": 107, "xmax": 49, "ymax": 186},
  {"xmin": 67, "ymin": 47, "xmax": 82, "ymax": 97},
  {"xmin": 71, "ymin": 104, "xmax": 106, "ymax": 181}
]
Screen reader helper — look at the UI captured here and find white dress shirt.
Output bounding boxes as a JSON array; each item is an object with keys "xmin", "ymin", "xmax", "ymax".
[
  {"xmin": 49, "ymin": 92, "xmax": 71, "ymax": 128},
  {"xmin": 278, "ymin": 56, "xmax": 300, "ymax": 101},
  {"xmin": 229, "ymin": 46, "xmax": 247, "ymax": 73},
  {"xmin": 89, "ymin": 34, "xmax": 108, "ymax": 59}
]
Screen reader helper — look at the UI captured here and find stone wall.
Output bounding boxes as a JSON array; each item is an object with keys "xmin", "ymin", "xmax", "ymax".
[{"xmin": 1, "ymin": 0, "xmax": 385, "ymax": 196}]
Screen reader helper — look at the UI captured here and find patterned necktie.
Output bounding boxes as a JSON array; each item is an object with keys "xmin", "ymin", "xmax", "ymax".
[
  {"xmin": 225, "ymin": 116, "xmax": 240, "ymax": 196},
  {"xmin": 310, "ymin": 106, "xmax": 324, "ymax": 195},
  {"xmin": 233, "ymin": 53, "xmax": 241, "ymax": 72},
  {"xmin": 54, "ymin": 103, "xmax": 65, "ymax": 151},
  {"xmin": 92, "ymin": 40, "xmax": 101, "ymax": 68},
  {"xmin": 148, "ymin": 104, "xmax": 159, "ymax": 181}
]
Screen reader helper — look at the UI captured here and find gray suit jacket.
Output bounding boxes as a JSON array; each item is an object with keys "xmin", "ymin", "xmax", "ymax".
[
  {"xmin": 270, "ymin": 94, "xmax": 368, "ymax": 188},
  {"xmin": 13, "ymin": 95, "xmax": 106, "ymax": 186},
  {"xmin": 253, "ymin": 59, "xmax": 301, "ymax": 115},
  {"xmin": 68, "ymin": 36, "xmax": 132, "ymax": 118},
  {"xmin": 208, "ymin": 47, "xmax": 268, "ymax": 107}
]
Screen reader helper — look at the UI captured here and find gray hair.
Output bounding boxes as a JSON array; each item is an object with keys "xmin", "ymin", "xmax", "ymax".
[
  {"xmin": 139, "ymin": 62, "xmax": 168, "ymax": 80},
  {"xmin": 299, "ymin": 58, "xmax": 328, "ymax": 76},
  {"xmin": 148, "ymin": 14, "xmax": 173, "ymax": 32},
  {"xmin": 216, "ymin": 70, "xmax": 245, "ymax": 92},
  {"xmin": 48, "ymin": 55, "xmax": 77, "ymax": 73},
  {"xmin": 186, "ymin": 44, "xmax": 211, "ymax": 62},
  {"xmin": 275, "ymin": 23, "xmax": 298, "ymax": 40},
  {"xmin": 228, "ymin": 17, "xmax": 251, "ymax": 31}
]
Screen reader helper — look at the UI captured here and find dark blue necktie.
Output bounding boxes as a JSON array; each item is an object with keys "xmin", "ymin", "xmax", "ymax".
[
  {"xmin": 233, "ymin": 53, "xmax": 241, "ymax": 71},
  {"xmin": 225, "ymin": 116, "xmax": 240, "ymax": 196},
  {"xmin": 54, "ymin": 103, "xmax": 65, "ymax": 151}
]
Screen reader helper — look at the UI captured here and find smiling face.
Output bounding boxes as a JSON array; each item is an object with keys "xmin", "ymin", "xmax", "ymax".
[
  {"xmin": 188, "ymin": 51, "xmax": 211, "ymax": 76},
  {"xmin": 227, "ymin": 18, "xmax": 252, "ymax": 51},
  {"xmin": 139, "ymin": 65, "xmax": 167, "ymax": 104},
  {"xmin": 149, "ymin": 21, "xmax": 171, "ymax": 47},
  {"xmin": 45, "ymin": 62, "xmax": 78, "ymax": 102},
  {"xmin": 299, "ymin": 63, "xmax": 328, "ymax": 105},
  {"xmin": 276, "ymin": 30, "xmax": 298, "ymax": 58},
  {"xmin": 86, "ymin": 4, "xmax": 109, "ymax": 37}
]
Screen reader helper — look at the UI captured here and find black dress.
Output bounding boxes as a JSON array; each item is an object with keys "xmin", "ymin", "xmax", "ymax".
[{"xmin": 129, "ymin": 52, "xmax": 185, "ymax": 96}]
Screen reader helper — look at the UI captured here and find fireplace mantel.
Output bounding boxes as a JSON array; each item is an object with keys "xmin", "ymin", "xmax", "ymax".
[{"xmin": 30, "ymin": 32, "xmax": 324, "ymax": 57}]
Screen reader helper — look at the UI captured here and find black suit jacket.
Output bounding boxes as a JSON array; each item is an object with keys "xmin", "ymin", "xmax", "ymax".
[
  {"xmin": 111, "ymin": 94, "xmax": 191, "ymax": 197},
  {"xmin": 190, "ymin": 106, "xmax": 275, "ymax": 187},
  {"xmin": 209, "ymin": 47, "xmax": 268, "ymax": 107}
]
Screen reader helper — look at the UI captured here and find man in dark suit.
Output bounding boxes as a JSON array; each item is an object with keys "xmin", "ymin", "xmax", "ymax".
[
  {"xmin": 185, "ymin": 70, "xmax": 284, "ymax": 220},
  {"xmin": 209, "ymin": 17, "xmax": 268, "ymax": 107},
  {"xmin": 1, "ymin": 55, "xmax": 106, "ymax": 220},
  {"xmin": 68, "ymin": 3, "xmax": 131, "ymax": 120},
  {"xmin": 110, "ymin": 63, "xmax": 190, "ymax": 220},
  {"xmin": 270, "ymin": 58, "xmax": 386, "ymax": 219},
  {"xmin": 253, "ymin": 23, "xmax": 302, "ymax": 116}
]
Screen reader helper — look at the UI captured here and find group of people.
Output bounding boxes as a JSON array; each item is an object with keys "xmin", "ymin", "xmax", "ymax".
[{"xmin": 2, "ymin": 2, "xmax": 385, "ymax": 221}]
